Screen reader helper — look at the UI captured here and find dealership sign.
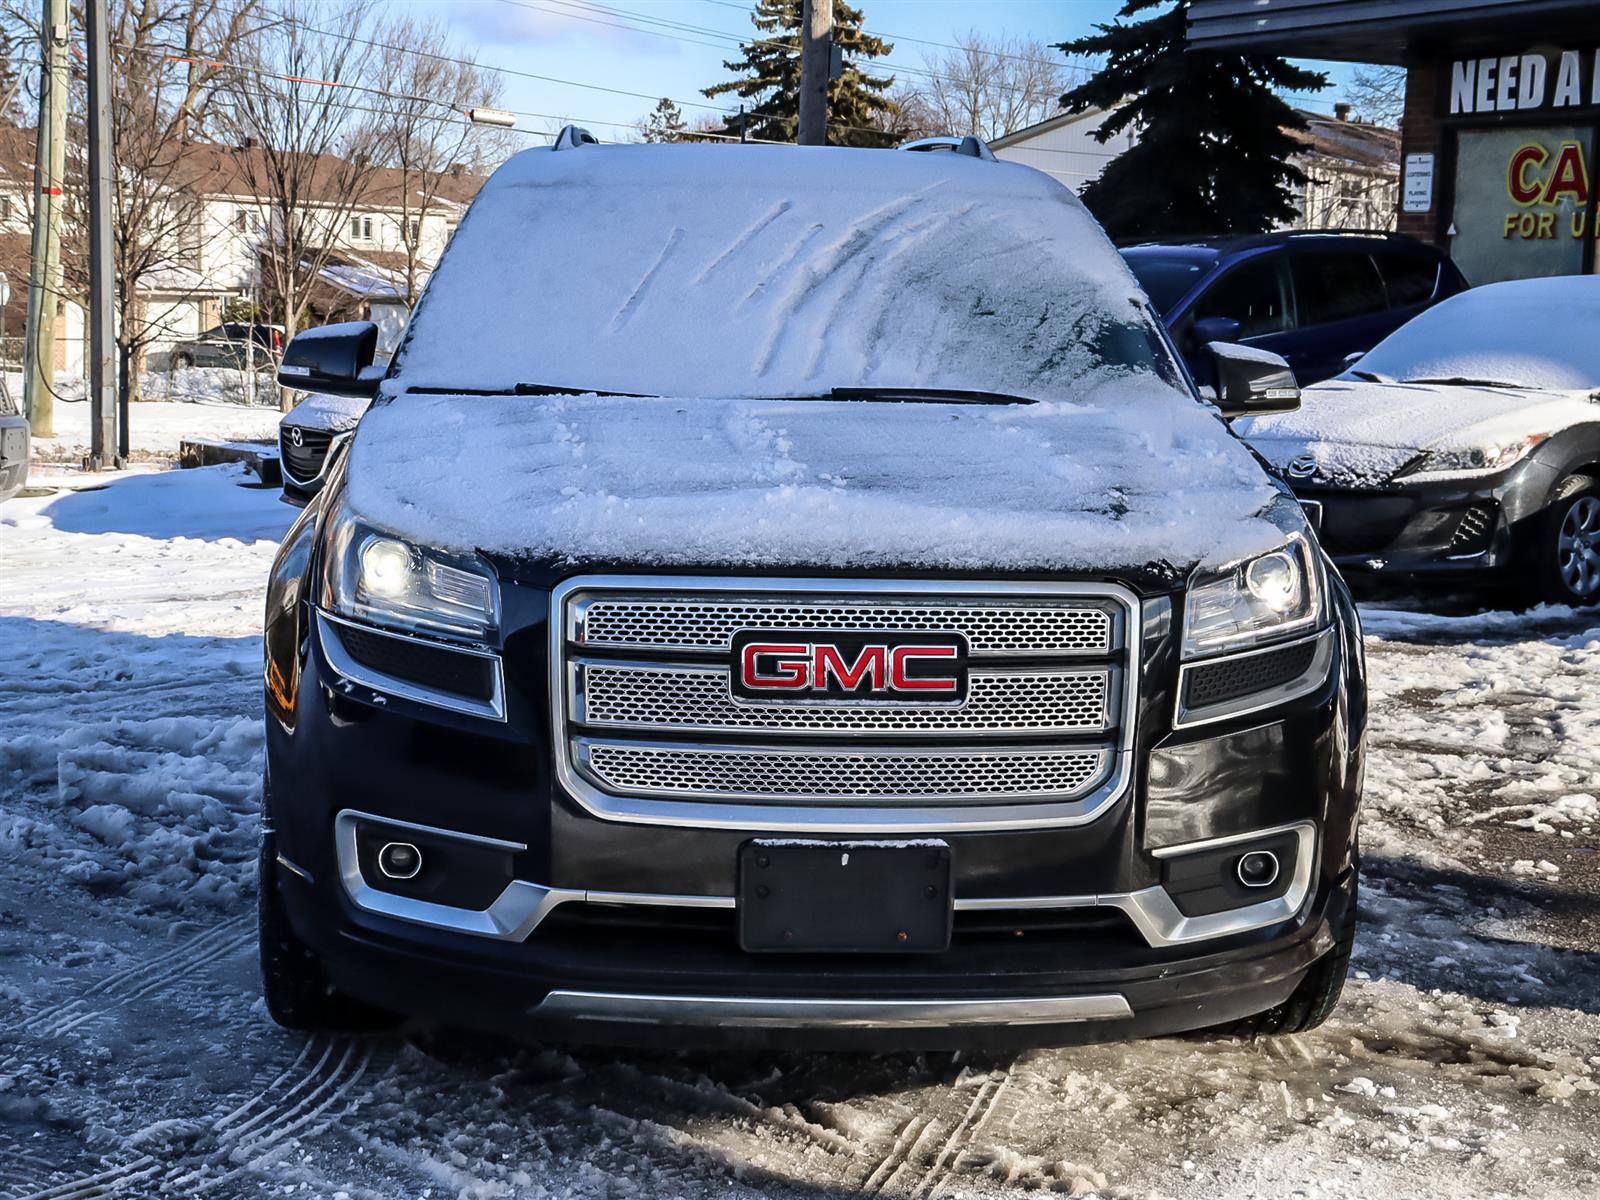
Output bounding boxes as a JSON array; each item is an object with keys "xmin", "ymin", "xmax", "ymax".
[
  {"xmin": 1450, "ymin": 50, "xmax": 1600, "ymax": 115},
  {"xmin": 1501, "ymin": 138, "xmax": 1593, "ymax": 241}
]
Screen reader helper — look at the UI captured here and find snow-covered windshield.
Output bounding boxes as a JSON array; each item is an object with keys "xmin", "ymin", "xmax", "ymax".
[
  {"xmin": 1355, "ymin": 276, "xmax": 1600, "ymax": 391},
  {"xmin": 392, "ymin": 144, "xmax": 1184, "ymax": 402}
]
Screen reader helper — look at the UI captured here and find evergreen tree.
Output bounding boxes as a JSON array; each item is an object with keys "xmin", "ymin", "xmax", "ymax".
[
  {"xmin": 640, "ymin": 97, "xmax": 688, "ymax": 143},
  {"xmin": 704, "ymin": 0, "xmax": 897, "ymax": 147},
  {"xmin": 1057, "ymin": 0, "xmax": 1326, "ymax": 239}
]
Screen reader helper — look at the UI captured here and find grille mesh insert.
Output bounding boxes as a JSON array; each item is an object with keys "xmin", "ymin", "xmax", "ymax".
[
  {"xmin": 577, "ymin": 599, "xmax": 1113, "ymax": 656},
  {"xmin": 582, "ymin": 742, "xmax": 1109, "ymax": 802},
  {"xmin": 578, "ymin": 663, "xmax": 1111, "ymax": 734}
]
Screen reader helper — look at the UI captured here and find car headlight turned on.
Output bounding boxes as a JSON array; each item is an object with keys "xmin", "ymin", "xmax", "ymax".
[
  {"xmin": 321, "ymin": 492, "xmax": 499, "ymax": 640},
  {"xmin": 1182, "ymin": 534, "xmax": 1325, "ymax": 659}
]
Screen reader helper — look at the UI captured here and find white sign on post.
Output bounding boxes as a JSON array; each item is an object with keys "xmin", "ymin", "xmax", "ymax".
[{"xmin": 1403, "ymin": 153, "xmax": 1435, "ymax": 213}]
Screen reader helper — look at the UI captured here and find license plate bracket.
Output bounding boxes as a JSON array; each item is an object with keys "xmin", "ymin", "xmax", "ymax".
[{"xmin": 738, "ymin": 839, "xmax": 952, "ymax": 953}]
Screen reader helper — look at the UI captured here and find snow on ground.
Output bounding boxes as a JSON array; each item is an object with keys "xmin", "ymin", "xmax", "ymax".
[
  {"xmin": 2, "ymin": 466, "xmax": 1598, "ymax": 1199},
  {"xmin": 14, "ymin": 371, "xmax": 282, "ymax": 465}
]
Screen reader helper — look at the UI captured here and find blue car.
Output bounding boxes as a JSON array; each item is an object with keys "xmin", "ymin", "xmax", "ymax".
[{"xmin": 1122, "ymin": 232, "xmax": 1468, "ymax": 388}]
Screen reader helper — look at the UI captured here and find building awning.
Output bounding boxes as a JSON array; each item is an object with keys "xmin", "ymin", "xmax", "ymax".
[{"xmin": 1187, "ymin": 0, "xmax": 1600, "ymax": 65}]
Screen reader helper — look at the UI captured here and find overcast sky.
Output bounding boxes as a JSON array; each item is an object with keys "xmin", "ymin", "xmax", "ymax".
[{"xmin": 396, "ymin": 0, "xmax": 1353, "ymax": 149}]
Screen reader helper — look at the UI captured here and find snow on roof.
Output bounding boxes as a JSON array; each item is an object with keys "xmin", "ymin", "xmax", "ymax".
[
  {"xmin": 315, "ymin": 255, "xmax": 407, "ymax": 301},
  {"xmin": 390, "ymin": 143, "xmax": 1161, "ymax": 402}
]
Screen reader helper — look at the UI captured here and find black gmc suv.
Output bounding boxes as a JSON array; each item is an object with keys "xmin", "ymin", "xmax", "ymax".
[{"xmin": 259, "ymin": 132, "xmax": 1366, "ymax": 1050}]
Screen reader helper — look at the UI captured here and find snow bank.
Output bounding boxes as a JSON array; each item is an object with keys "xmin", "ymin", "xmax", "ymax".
[
  {"xmin": 24, "ymin": 391, "xmax": 282, "ymax": 463},
  {"xmin": 393, "ymin": 143, "xmax": 1161, "ymax": 403},
  {"xmin": 346, "ymin": 381, "xmax": 1286, "ymax": 574}
]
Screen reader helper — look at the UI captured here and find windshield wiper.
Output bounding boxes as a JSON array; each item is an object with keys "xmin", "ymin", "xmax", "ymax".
[
  {"xmin": 1402, "ymin": 376, "xmax": 1524, "ymax": 389},
  {"xmin": 1349, "ymin": 370, "xmax": 1393, "ymax": 383},
  {"xmin": 823, "ymin": 386, "xmax": 1035, "ymax": 406},
  {"xmin": 404, "ymin": 382, "xmax": 656, "ymax": 398}
]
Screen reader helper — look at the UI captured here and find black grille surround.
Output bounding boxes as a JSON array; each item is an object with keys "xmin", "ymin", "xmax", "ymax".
[
  {"xmin": 280, "ymin": 425, "xmax": 334, "ymax": 482},
  {"xmin": 333, "ymin": 620, "xmax": 497, "ymax": 701},
  {"xmin": 1183, "ymin": 638, "xmax": 1320, "ymax": 711}
]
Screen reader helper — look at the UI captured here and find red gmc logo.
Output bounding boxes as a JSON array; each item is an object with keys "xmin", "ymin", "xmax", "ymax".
[{"xmin": 731, "ymin": 632, "xmax": 968, "ymax": 702}]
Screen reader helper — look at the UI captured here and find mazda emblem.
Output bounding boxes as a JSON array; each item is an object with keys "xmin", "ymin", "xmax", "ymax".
[
  {"xmin": 288, "ymin": 426, "xmax": 304, "ymax": 448},
  {"xmin": 1285, "ymin": 455, "xmax": 1317, "ymax": 480}
]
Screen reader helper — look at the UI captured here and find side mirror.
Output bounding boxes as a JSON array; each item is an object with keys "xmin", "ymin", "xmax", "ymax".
[
  {"xmin": 1191, "ymin": 315, "xmax": 1243, "ymax": 345},
  {"xmin": 1208, "ymin": 342, "xmax": 1300, "ymax": 418},
  {"xmin": 1342, "ymin": 350, "xmax": 1365, "ymax": 370},
  {"xmin": 277, "ymin": 321, "xmax": 381, "ymax": 398}
]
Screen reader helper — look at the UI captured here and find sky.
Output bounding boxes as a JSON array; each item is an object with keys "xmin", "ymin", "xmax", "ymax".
[{"xmin": 392, "ymin": 0, "xmax": 1356, "ymax": 150}]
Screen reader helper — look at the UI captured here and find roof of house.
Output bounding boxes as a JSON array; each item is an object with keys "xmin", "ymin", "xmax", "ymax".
[
  {"xmin": 168, "ymin": 142, "xmax": 487, "ymax": 211},
  {"xmin": 1287, "ymin": 111, "xmax": 1400, "ymax": 171}
]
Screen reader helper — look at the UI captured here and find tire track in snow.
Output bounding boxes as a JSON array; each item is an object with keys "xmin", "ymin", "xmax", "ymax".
[
  {"xmin": 8, "ymin": 1036, "xmax": 386, "ymax": 1200},
  {"xmin": 921, "ymin": 1068, "xmax": 1013, "ymax": 1199}
]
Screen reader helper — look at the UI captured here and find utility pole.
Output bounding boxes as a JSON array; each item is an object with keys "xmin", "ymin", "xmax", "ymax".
[
  {"xmin": 86, "ymin": 0, "xmax": 118, "ymax": 469},
  {"xmin": 23, "ymin": 0, "xmax": 67, "ymax": 438},
  {"xmin": 798, "ymin": 0, "xmax": 832, "ymax": 146}
]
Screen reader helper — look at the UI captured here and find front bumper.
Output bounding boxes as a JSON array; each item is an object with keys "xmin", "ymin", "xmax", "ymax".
[
  {"xmin": 1292, "ymin": 460, "xmax": 1551, "ymax": 575},
  {"xmin": 263, "ymin": 556, "xmax": 1365, "ymax": 1048}
]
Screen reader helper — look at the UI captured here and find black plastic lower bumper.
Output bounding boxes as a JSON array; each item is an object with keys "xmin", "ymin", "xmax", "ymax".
[{"xmin": 276, "ymin": 857, "xmax": 1355, "ymax": 1052}]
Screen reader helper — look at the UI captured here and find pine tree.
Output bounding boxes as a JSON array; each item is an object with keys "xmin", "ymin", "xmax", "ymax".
[
  {"xmin": 1057, "ymin": 0, "xmax": 1327, "ymax": 239},
  {"xmin": 703, "ymin": 0, "xmax": 897, "ymax": 147},
  {"xmin": 640, "ymin": 97, "xmax": 688, "ymax": 143}
]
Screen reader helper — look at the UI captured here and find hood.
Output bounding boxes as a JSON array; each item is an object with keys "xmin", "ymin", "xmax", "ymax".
[
  {"xmin": 342, "ymin": 380, "xmax": 1287, "ymax": 581},
  {"xmin": 282, "ymin": 391, "xmax": 370, "ymax": 434},
  {"xmin": 1238, "ymin": 378, "xmax": 1598, "ymax": 486}
]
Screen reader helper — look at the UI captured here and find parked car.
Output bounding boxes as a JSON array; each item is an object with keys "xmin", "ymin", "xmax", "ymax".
[
  {"xmin": 169, "ymin": 322, "xmax": 286, "ymax": 370},
  {"xmin": 259, "ymin": 132, "xmax": 1365, "ymax": 1050},
  {"xmin": 277, "ymin": 392, "xmax": 368, "ymax": 506},
  {"xmin": 1239, "ymin": 276, "xmax": 1600, "ymax": 604},
  {"xmin": 0, "ymin": 377, "xmax": 27, "ymax": 501},
  {"xmin": 1121, "ymin": 231, "xmax": 1468, "ymax": 388}
]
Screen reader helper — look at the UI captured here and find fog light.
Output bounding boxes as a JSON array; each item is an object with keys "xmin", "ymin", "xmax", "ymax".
[
  {"xmin": 378, "ymin": 841, "xmax": 423, "ymax": 880},
  {"xmin": 1236, "ymin": 850, "xmax": 1279, "ymax": 889}
]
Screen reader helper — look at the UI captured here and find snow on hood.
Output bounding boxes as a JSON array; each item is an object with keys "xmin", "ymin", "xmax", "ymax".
[
  {"xmin": 389, "ymin": 144, "xmax": 1162, "ymax": 403},
  {"xmin": 1238, "ymin": 379, "xmax": 1600, "ymax": 486},
  {"xmin": 344, "ymin": 381, "xmax": 1286, "ymax": 576},
  {"xmin": 281, "ymin": 391, "xmax": 370, "ymax": 434}
]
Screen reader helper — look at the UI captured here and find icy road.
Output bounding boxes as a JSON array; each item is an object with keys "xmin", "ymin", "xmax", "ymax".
[{"xmin": 2, "ymin": 465, "xmax": 1598, "ymax": 1200}]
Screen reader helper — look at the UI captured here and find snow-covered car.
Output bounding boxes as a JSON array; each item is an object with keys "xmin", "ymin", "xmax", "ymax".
[
  {"xmin": 0, "ymin": 376, "xmax": 27, "ymax": 501},
  {"xmin": 277, "ymin": 391, "xmax": 369, "ymax": 505},
  {"xmin": 1239, "ymin": 277, "xmax": 1600, "ymax": 604},
  {"xmin": 259, "ymin": 132, "xmax": 1366, "ymax": 1050},
  {"xmin": 169, "ymin": 321, "xmax": 285, "ymax": 371}
]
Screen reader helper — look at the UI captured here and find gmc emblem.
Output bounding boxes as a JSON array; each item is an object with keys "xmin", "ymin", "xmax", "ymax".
[{"xmin": 730, "ymin": 631, "xmax": 968, "ymax": 703}]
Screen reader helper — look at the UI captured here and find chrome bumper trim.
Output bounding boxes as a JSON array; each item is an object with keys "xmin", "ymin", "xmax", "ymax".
[
  {"xmin": 317, "ymin": 610, "xmax": 507, "ymax": 723},
  {"xmin": 335, "ymin": 812, "xmax": 1315, "ymax": 951},
  {"xmin": 533, "ymin": 990, "xmax": 1132, "ymax": 1028}
]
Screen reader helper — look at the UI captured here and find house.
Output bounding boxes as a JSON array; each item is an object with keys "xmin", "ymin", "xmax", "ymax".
[
  {"xmin": 991, "ymin": 105, "xmax": 1401, "ymax": 233},
  {"xmin": 0, "ymin": 126, "xmax": 488, "ymax": 378}
]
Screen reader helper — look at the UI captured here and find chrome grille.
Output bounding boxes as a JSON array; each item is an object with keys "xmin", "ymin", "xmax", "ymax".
[
  {"xmin": 579, "ymin": 741, "xmax": 1110, "ymax": 803},
  {"xmin": 552, "ymin": 577, "xmax": 1138, "ymax": 829},
  {"xmin": 575, "ymin": 661, "xmax": 1113, "ymax": 736},
  {"xmin": 577, "ymin": 598, "xmax": 1113, "ymax": 656}
]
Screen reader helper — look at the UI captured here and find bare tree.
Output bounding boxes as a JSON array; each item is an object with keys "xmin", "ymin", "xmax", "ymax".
[
  {"xmin": 903, "ymin": 32, "xmax": 1071, "ymax": 142},
  {"xmin": 371, "ymin": 14, "xmax": 507, "ymax": 301},
  {"xmin": 1346, "ymin": 65, "xmax": 1406, "ymax": 128},
  {"xmin": 214, "ymin": 0, "xmax": 384, "ymax": 405}
]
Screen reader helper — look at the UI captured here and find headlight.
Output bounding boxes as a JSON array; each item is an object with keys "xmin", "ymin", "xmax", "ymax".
[
  {"xmin": 1183, "ymin": 535, "xmax": 1324, "ymax": 659},
  {"xmin": 1395, "ymin": 433, "xmax": 1547, "ymax": 479},
  {"xmin": 321, "ymin": 492, "xmax": 499, "ymax": 640}
]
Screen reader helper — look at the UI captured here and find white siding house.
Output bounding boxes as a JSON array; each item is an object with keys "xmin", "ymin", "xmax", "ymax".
[{"xmin": 990, "ymin": 108, "xmax": 1138, "ymax": 193}]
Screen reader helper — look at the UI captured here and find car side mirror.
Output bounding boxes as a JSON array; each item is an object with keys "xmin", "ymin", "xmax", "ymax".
[
  {"xmin": 1191, "ymin": 315, "xmax": 1243, "ymax": 345},
  {"xmin": 278, "ymin": 321, "xmax": 381, "ymax": 398},
  {"xmin": 1208, "ymin": 342, "xmax": 1300, "ymax": 418},
  {"xmin": 1342, "ymin": 350, "xmax": 1365, "ymax": 370}
]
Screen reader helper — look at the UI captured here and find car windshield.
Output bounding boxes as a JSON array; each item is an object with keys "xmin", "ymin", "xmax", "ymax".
[
  {"xmin": 393, "ymin": 145, "xmax": 1186, "ymax": 403},
  {"xmin": 1355, "ymin": 278, "xmax": 1600, "ymax": 391},
  {"xmin": 1120, "ymin": 249, "xmax": 1218, "ymax": 315}
]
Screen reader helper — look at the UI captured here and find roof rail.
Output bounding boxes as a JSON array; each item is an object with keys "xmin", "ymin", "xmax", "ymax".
[
  {"xmin": 898, "ymin": 135, "xmax": 996, "ymax": 162},
  {"xmin": 553, "ymin": 125, "xmax": 599, "ymax": 151}
]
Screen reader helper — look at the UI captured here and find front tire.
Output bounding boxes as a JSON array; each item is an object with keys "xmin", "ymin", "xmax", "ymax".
[
  {"xmin": 1246, "ymin": 863, "xmax": 1358, "ymax": 1036},
  {"xmin": 172, "ymin": 351, "xmax": 194, "ymax": 370},
  {"xmin": 1531, "ymin": 483, "xmax": 1600, "ymax": 606},
  {"xmin": 258, "ymin": 826, "xmax": 392, "ymax": 1032}
]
